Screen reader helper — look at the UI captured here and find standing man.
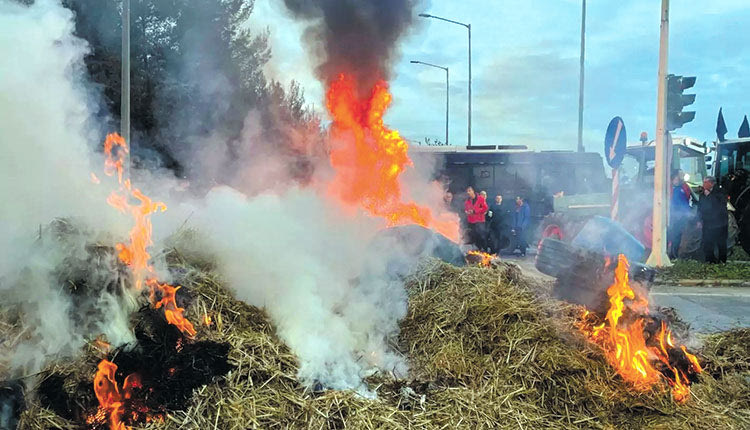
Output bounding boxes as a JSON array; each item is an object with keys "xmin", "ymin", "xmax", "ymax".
[
  {"xmin": 669, "ymin": 170, "xmax": 692, "ymax": 259},
  {"xmin": 487, "ymin": 194, "xmax": 506, "ymax": 253},
  {"xmin": 697, "ymin": 176, "xmax": 728, "ymax": 263},
  {"xmin": 464, "ymin": 186, "xmax": 488, "ymax": 250},
  {"xmin": 512, "ymin": 196, "xmax": 531, "ymax": 257}
]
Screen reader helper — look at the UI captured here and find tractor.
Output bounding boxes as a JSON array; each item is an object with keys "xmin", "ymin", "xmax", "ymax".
[
  {"xmin": 537, "ymin": 136, "xmax": 712, "ymax": 256},
  {"xmin": 713, "ymin": 137, "xmax": 750, "ymax": 254}
]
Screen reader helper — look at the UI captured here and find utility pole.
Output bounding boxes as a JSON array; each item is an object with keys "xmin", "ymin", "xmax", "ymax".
[
  {"xmin": 577, "ymin": 0, "xmax": 586, "ymax": 152},
  {"xmin": 121, "ymin": 0, "xmax": 131, "ymax": 176},
  {"xmin": 647, "ymin": 0, "xmax": 671, "ymax": 267}
]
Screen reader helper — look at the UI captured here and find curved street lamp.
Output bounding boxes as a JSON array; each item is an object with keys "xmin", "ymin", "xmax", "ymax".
[
  {"xmin": 418, "ymin": 13, "xmax": 471, "ymax": 148},
  {"xmin": 411, "ymin": 60, "xmax": 449, "ymax": 145}
]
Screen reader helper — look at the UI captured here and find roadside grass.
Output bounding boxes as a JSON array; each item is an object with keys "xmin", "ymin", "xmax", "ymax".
[{"xmin": 660, "ymin": 259, "xmax": 750, "ymax": 282}]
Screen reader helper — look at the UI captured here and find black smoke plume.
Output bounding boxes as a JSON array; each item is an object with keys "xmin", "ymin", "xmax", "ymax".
[{"xmin": 282, "ymin": 0, "xmax": 419, "ymax": 91}]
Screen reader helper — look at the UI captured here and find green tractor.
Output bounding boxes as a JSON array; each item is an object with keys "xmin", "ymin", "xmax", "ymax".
[{"xmin": 538, "ymin": 137, "xmax": 711, "ymax": 256}]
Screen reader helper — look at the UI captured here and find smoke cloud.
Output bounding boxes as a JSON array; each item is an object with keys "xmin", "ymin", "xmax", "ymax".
[
  {"xmin": 282, "ymin": 0, "xmax": 419, "ymax": 90},
  {"xmin": 181, "ymin": 186, "xmax": 409, "ymax": 392},
  {"xmin": 0, "ymin": 0, "xmax": 135, "ymax": 378},
  {"xmin": 1, "ymin": 0, "xmax": 443, "ymax": 395}
]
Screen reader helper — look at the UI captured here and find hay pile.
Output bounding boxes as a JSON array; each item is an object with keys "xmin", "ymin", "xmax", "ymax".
[{"xmin": 16, "ymin": 248, "xmax": 750, "ymax": 429}]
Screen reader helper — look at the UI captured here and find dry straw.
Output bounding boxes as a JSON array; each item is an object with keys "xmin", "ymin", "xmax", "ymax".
[{"xmin": 15, "ymin": 245, "xmax": 750, "ymax": 429}]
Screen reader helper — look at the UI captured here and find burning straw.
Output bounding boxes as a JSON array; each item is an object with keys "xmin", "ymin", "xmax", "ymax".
[{"xmin": 16, "ymin": 248, "xmax": 750, "ymax": 429}]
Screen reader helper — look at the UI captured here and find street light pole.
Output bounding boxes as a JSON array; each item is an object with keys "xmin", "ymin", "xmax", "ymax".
[
  {"xmin": 577, "ymin": 0, "xmax": 586, "ymax": 153},
  {"xmin": 121, "ymin": 0, "xmax": 130, "ymax": 176},
  {"xmin": 419, "ymin": 14, "xmax": 471, "ymax": 148},
  {"xmin": 646, "ymin": 0, "xmax": 672, "ymax": 267},
  {"xmin": 411, "ymin": 60, "xmax": 450, "ymax": 145}
]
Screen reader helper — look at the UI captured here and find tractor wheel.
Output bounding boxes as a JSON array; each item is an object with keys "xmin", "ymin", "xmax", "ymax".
[
  {"xmin": 728, "ymin": 212, "xmax": 739, "ymax": 249},
  {"xmin": 536, "ymin": 213, "xmax": 586, "ymax": 245},
  {"xmin": 535, "ymin": 238, "xmax": 578, "ymax": 278},
  {"xmin": 678, "ymin": 215, "xmax": 703, "ymax": 260},
  {"xmin": 739, "ymin": 211, "xmax": 750, "ymax": 256}
]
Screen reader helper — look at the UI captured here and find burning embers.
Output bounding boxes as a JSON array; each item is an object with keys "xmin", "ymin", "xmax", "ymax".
[
  {"xmin": 86, "ymin": 134, "xmax": 200, "ymax": 428},
  {"xmin": 465, "ymin": 250, "xmax": 497, "ymax": 267},
  {"xmin": 578, "ymin": 255, "xmax": 702, "ymax": 402},
  {"xmin": 325, "ymin": 74, "xmax": 458, "ymax": 241}
]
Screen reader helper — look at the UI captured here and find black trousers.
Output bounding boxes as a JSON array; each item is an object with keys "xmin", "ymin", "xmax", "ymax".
[
  {"xmin": 467, "ymin": 222, "xmax": 487, "ymax": 251},
  {"xmin": 668, "ymin": 214, "xmax": 687, "ymax": 259},
  {"xmin": 702, "ymin": 224, "xmax": 728, "ymax": 263},
  {"xmin": 488, "ymin": 224, "xmax": 505, "ymax": 254}
]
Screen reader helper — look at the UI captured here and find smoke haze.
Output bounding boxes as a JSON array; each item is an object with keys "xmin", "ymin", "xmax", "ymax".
[
  {"xmin": 0, "ymin": 0, "xmax": 134, "ymax": 377},
  {"xmin": 0, "ymin": 0, "xmax": 440, "ymax": 393}
]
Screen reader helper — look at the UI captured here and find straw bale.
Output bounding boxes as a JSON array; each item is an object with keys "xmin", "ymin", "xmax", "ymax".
[{"xmin": 16, "ymin": 251, "xmax": 750, "ymax": 429}]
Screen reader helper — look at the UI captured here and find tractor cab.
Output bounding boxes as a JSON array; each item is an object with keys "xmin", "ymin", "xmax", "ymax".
[
  {"xmin": 619, "ymin": 136, "xmax": 707, "ymax": 190},
  {"xmin": 714, "ymin": 137, "xmax": 750, "ymax": 253}
]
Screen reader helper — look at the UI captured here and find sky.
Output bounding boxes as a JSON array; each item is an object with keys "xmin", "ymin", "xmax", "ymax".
[{"xmin": 251, "ymin": 0, "xmax": 750, "ymax": 156}]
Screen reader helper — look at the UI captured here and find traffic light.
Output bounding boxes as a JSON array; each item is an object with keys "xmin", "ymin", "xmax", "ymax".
[{"xmin": 666, "ymin": 74, "xmax": 696, "ymax": 131}]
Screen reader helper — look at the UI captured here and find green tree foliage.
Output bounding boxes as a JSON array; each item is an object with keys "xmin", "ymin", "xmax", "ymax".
[{"xmin": 59, "ymin": 0, "xmax": 324, "ymax": 184}]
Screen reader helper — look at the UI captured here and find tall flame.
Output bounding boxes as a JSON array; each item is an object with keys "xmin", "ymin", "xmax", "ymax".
[
  {"xmin": 325, "ymin": 74, "xmax": 458, "ymax": 241},
  {"xmin": 579, "ymin": 255, "xmax": 702, "ymax": 402},
  {"xmin": 99, "ymin": 133, "xmax": 196, "ymax": 338}
]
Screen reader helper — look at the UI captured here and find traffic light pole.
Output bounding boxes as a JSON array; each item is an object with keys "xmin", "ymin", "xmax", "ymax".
[{"xmin": 647, "ymin": 0, "xmax": 672, "ymax": 267}]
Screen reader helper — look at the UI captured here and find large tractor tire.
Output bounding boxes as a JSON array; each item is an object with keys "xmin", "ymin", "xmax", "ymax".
[
  {"xmin": 728, "ymin": 212, "xmax": 739, "ymax": 249},
  {"xmin": 678, "ymin": 213, "xmax": 739, "ymax": 259},
  {"xmin": 739, "ymin": 211, "xmax": 750, "ymax": 255},
  {"xmin": 536, "ymin": 238, "xmax": 655, "ymax": 313},
  {"xmin": 678, "ymin": 216, "xmax": 703, "ymax": 260}
]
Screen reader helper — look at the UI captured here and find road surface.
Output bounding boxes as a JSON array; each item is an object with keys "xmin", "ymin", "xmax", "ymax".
[
  {"xmin": 508, "ymin": 253, "xmax": 750, "ymax": 333},
  {"xmin": 650, "ymin": 285, "xmax": 750, "ymax": 333}
]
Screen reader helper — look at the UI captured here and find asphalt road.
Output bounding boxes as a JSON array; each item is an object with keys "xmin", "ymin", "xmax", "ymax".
[
  {"xmin": 650, "ymin": 285, "xmax": 750, "ymax": 333},
  {"xmin": 508, "ymin": 253, "xmax": 750, "ymax": 334}
]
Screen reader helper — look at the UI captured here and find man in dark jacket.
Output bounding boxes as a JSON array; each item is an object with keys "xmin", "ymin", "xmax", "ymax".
[
  {"xmin": 697, "ymin": 176, "xmax": 728, "ymax": 263},
  {"xmin": 512, "ymin": 196, "xmax": 531, "ymax": 257},
  {"xmin": 487, "ymin": 194, "xmax": 508, "ymax": 253},
  {"xmin": 464, "ymin": 186, "xmax": 488, "ymax": 250}
]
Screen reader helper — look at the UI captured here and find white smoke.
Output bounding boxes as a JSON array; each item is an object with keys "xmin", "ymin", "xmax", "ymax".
[
  {"xmin": 185, "ymin": 186, "xmax": 409, "ymax": 392},
  {"xmin": 0, "ymin": 0, "xmax": 134, "ymax": 377},
  {"xmin": 0, "ymin": 0, "xmax": 442, "ymax": 395}
]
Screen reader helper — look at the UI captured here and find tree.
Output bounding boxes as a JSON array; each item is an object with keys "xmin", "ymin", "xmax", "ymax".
[{"xmin": 61, "ymin": 0, "xmax": 324, "ymax": 185}]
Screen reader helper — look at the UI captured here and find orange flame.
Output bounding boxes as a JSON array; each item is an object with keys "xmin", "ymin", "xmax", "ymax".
[
  {"xmin": 579, "ymin": 255, "xmax": 702, "ymax": 401},
  {"xmin": 100, "ymin": 133, "xmax": 195, "ymax": 338},
  {"xmin": 466, "ymin": 250, "xmax": 496, "ymax": 267},
  {"xmin": 92, "ymin": 360, "xmax": 141, "ymax": 430},
  {"xmin": 203, "ymin": 313, "xmax": 212, "ymax": 327},
  {"xmin": 325, "ymin": 74, "xmax": 458, "ymax": 241},
  {"xmin": 148, "ymin": 279, "xmax": 197, "ymax": 337}
]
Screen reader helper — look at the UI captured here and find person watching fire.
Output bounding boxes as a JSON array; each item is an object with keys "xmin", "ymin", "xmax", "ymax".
[
  {"xmin": 464, "ymin": 186, "xmax": 488, "ymax": 250},
  {"xmin": 511, "ymin": 196, "xmax": 531, "ymax": 257},
  {"xmin": 668, "ymin": 169, "xmax": 693, "ymax": 259},
  {"xmin": 697, "ymin": 176, "xmax": 728, "ymax": 263}
]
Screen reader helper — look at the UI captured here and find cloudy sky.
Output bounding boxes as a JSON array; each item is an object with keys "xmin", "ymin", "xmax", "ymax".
[{"xmin": 252, "ymin": 0, "xmax": 750, "ymax": 154}]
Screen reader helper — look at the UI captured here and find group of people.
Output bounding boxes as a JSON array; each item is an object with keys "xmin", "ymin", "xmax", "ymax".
[
  {"xmin": 462, "ymin": 186, "xmax": 530, "ymax": 256},
  {"xmin": 669, "ymin": 170, "xmax": 728, "ymax": 264}
]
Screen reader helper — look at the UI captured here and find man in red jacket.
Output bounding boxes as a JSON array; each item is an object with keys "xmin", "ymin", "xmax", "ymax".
[{"xmin": 464, "ymin": 186, "xmax": 489, "ymax": 250}]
